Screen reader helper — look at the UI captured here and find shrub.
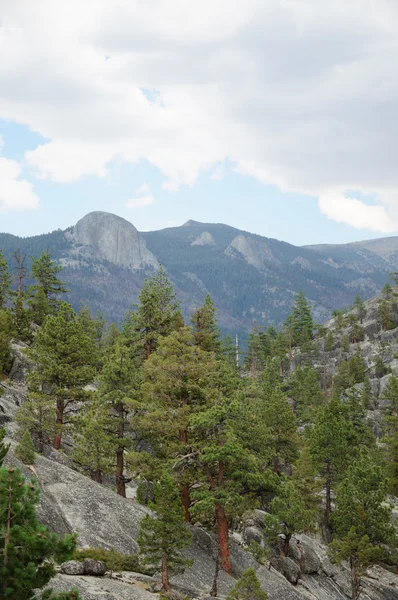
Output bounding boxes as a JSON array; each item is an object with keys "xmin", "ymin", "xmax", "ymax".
[{"xmin": 73, "ymin": 547, "xmax": 154, "ymax": 575}]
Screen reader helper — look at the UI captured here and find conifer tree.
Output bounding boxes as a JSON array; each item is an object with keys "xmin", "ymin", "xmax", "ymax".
[
  {"xmin": 290, "ymin": 367, "xmax": 323, "ymax": 422},
  {"xmin": 138, "ymin": 474, "xmax": 193, "ymax": 591},
  {"xmin": 288, "ymin": 291, "xmax": 314, "ymax": 346},
  {"xmin": 25, "ymin": 303, "xmax": 97, "ymax": 449},
  {"xmin": 226, "ymin": 568, "xmax": 267, "ymax": 600},
  {"xmin": 341, "ymin": 335, "xmax": 350, "ymax": 353},
  {"xmin": 191, "ymin": 294, "xmax": 221, "ymax": 353},
  {"xmin": 361, "ymin": 377, "xmax": 373, "ymax": 410},
  {"xmin": 30, "ymin": 250, "xmax": 68, "ymax": 307},
  {"xmin": 124, "ymin": 266, "xmax": 182, "ymax": 360},
  {"xmin": 0, "ymin": 250, "xmax": 11, "ymax": 309},
  {"xmin": 12, "ymin": 294, "xmax": 32, "ymax": 342},
  {"xmin": 72, "ymin": 393, "xmax": 115, "ymax": 483},
  {"xmin": 324, "ymin": 330, "xmax": 334, "ymax": 352},
  {"xmin": 292, "ymin": 442, "xmax": 322, "ymax": 533},
  {"xmin": 99, "ymin": 339, "xmax": 136, "ymax": 497},
  {"xmin": 309, "ymin": 399, "xmax": 350, "ymax": 540},
  {"xmin": 264, "ymin": 480, "xmax": 313, "ymax": 556},
  {"xmin": 329, "ymin": 449, "xmax": 396, "ymax": 600},
  {"xmin": 332, "ymin": 310, "xmax": 345, "ymax": 330},
  {"xmin": 382, "ymin": 375, "xmax": 398, "ymax": 494},
  {"xmin": 15, "ymin": 431, "xmax": 35, "ymax": 465},
  {"xmin": 135, "ymin": 327, "xmax": 212, "ymax": 519},
  {"xmin": 353, "ymin": 295, "xmax": 366, "ymax": 324},
  {"xmin": 29, "ymin": 287, "xmax": 51, "ymax": 326},
  {"xmin": 0, "ymin": 309, "xmax": 12, "ymax": 377},
  {"xmin": 0, "ymin": 427, "xmax": 10, "ymax": 467},
  {"xmin": 16, "ymin": 393, "xmax": 55, "ymax": 453},
  {"xmin": 0, "ymin": 466, "xmax": 77, "ymax": 599}
]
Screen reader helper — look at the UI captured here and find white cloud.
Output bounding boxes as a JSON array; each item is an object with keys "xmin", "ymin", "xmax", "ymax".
[
  {"xmin": 0, "ymin": 137, "xmax": 40, "ymax": 213},
  {"xmin": 318, "ymin": 192, "xmax": 395, "ymax": 234},
  {"xmin": 1, "ymin": 0, "xmax": 398, "ymax": 229},
  {"xmin": 126, "ymin": 183, "xmax": 156, "ymax": 208}
]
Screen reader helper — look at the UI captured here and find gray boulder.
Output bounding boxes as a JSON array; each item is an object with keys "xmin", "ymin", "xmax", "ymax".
[
  {"xmin": 83, "ymin": 559, "xmax": 107, "ymax": 576},
  {"xmin": 61, "ymin": 560, "xmax": 85, "ymax": 575}
]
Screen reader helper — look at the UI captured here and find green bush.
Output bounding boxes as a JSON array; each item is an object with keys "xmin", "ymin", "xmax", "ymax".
[
  {"xmin": 42, "ymin": 589, "xmax": 82, "ymax": 600},
  {"xmin": 159, "ymin": 592, "xmax": 189, "ymax": 600},
  {"xmin": 73, "ymin": 547, "xmax": 154, "ymax": 575}
]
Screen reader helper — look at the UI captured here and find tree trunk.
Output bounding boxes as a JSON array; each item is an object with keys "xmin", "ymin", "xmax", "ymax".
[
  {"xmin": 116, "ymin": 448, "xmax": 126, "ymax": 497},
  {"xmin": 181, "ymin": 484, "xmax": 191, "ymax": 523},
  {"xmin": 350, "ymin": 557, "xmax": 361, "ymax": 600},
  {"xmin": 161, "ymin": 552, "xmax": 171, "ymax": 591},
  {"xmin": 91, "ymin": 469, "xmax": 103, "ymax": 484},
  {"xmin": 53, "ymin": 398, "xmax": 64, "ymax": 449},
  {"xmin": 211, "ymin": 555, "xmax": 219, "ymax": 597},
  {"xmin": 323, "ymin": 468, "xmax": 332, "ymax": 543},
  {"xmin": 283, "ymin": 533, "xmax": 291, "ymax": 557},
  {"xmin": 215, "ymin": 502, "xmax": 231, "ymax": 574}
]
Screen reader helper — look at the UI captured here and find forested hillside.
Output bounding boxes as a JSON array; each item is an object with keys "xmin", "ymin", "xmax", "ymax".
[
  {"xmin": 0, "ymin": 211, "xmax": 395, "ymax": 334},
  {"xmin": 1, "ymin": 250, "xmax": 398, "ymax": 599}
]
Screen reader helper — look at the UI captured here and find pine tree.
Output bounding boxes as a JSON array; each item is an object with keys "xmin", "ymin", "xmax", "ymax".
[
  {"xmin": 99, "ymin": 339, "xmax": 137, "ymax": 497},
  {"xmin": 15, "ymin": 431, "xmax": 35, "ymax": 465},
  {"xmin": 0, "ymin": 309, "xmax": 12, "ymax": 377},
  {"xmin": 309, "ymin": 399, "xmax": 350, "ymax": 540},
  {"xmin": 138, "ymin": 474, "xmax": 193, "ymax": 591},
  {"xmin": 29, "ymin": 287, "xmax": 51, "ymax": 326},
  {"xmin": 72, "ymin": 393, "xmax": 115, "ymax": 484},
  {"xmin": 353, "ymin": 295, "xmax": 366, "ymax": 324},
  {"xmin": 324, "ymin": 331, "xmax": 334, "ymax": 352},
  {"xmin": 135, "ymin": 327, "xmax": 212, "ymax": 519},
  {"xmin": 25, "ymin": 303, "xmax": 97, "ymax": 450},
  {"xmin": 374, "ymin": 354, "xmax": 388, "ymax": 378},
  {"xmin": 12, "ymin": 294, "xmax": 32, "ymax": 342},
  {"xmin": 341, "ymin": 335, "xmax": 350, "ymax": 353},
  {"xmin": 290, "ymin": 367, "xmax": 323, "ymax": 423},
  {"xmin": 42, "ymin": 591, "xmax": 82, "ymax": 600},
  {"xmin": 124, "ymin": 266, "xmax": 182, "ymax": 360},
  {"xmin": 264, "ymin": 480, "xmax": 313, "ymax": 556},
  {"xmin": 288, "ymin": 291, "xmax": 314, "ymax": 347},
  {"xmin": 0, "ymin": 250, "xmax": 11, "ymax": 309},
  {"xmin": 30, "ymin": 250, "xmax": 68, "ymax": 307},
  {"xmin": 16, "ymin": 393, "xmax": 56, "ymax": 453},
  {"xmin": 361, "ymin": 377, "xmax": 373, "ymax": 410},
  {"xmin": 226, "ymin": 568, "xmax": 267, "ymax": 600},
  {"xmin": 292, "ymin": 442, "xmax": 322, "ymax": 533},
  {"xmin": 329, "ymin": 449, "xmax": 396, "ymax": 600},
  {"xmin": 0, "ymin": 466, "xmax": 77, "ymax": 600},
  {"xmin": 191, "ymin": 294, "xmax": 221, "ymax": 353},
  {"xmin": 0, "ymin": 427, "xmax": 10, "ymax": 467},
  {"xmin": 381, "ymin": 375, "xmax": 398, "ymax": 494},
  {"xmin": 332, "ymin": 310, "xmax": 345, "ymax": 330}
]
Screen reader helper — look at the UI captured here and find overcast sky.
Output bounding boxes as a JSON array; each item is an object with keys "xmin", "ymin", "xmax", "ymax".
[{"xmin": 1, "ymin": 0, "xmax": 398, "ymax": 245}]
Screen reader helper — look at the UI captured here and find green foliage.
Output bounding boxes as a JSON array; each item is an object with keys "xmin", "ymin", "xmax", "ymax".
[
  {"xmin": 332, "ymin": 309, "xmax": 345, "ymax": 330},
  {"xmin": 0, "ymin": 466, "xmax": 77, "ymax": 600},
  {"xmin": 0, "ymin": 427, "xmax": 10, "ymax": 467},
  {"xmin": 324, "ymin": 330, "xmax": 334, "ymax": 352},
  {"xmin": 381, "ymin": 375, "xmax": 398, "ymax": 495},
  {"xmin": 0, "ymin": 309, "xmax": 13, "ymax": 377},
  {"xmin": 353, "ymin": 295, "xmax": 366, "ymax": 324},
  {"xmin": 289, "ymin": 367, "xmax": 323, "ymax": 423},
  {"xmin": 264, "ymin": 480, "xmax": 314, "ymax": 555},
  {"xmin": 191, "ymin": 294, "xmax": 221, "ymax": 353},
  {"xmin": 23, "ymin": 302, "xmax": 97, "ymax": 449},
  {"xmin": 0, "ymin": 250, "xmax": 12, "ymax": 309},
  {"xmin": 124, "ymin": 266, "xmax": 182, "ymax": 360},
  {"xmin": 12, "ymin": 294, "xmax": 33, "ymax": 342},
  {"xmin": 138, "ymin": 475, "xmax": 193, "ymax": 588},
  {"xmin": 226, "ymin": 568, "xmax": 267, "ymax": 600},
  {"xmin": 73, "ymin": 547, "xmax": 152, "ymax": 574},
  {"xmin": 248, "ymin": 540, "xmax": 268, "ymax": 565},
  {"xmin": 159, "ymin": 592, "xmax": 189, "ymax": 600},
  {"xmin": 334, "ymin": 347, "xmax": 366, "ymax": 396},
  {"xmin": 15, "ymin": 431, "xmax": 35, "ymax": 465},
  {"xmin": 361, "ymin": 377, "xmax": 374, "ymax": 410},
  {"xmin": 30, "ymin": 250, "xmax": 68, "ymax": 306},
  {"xmin": 42, "ymin": 590, "xmax": 82, "ymax": 600},
  {"xmin": 29, "ymin": 287, "xmax": 50, "ymax": 326},
  {"xmin": 329, "ymin": 449, "xmax": 397, "ymax": 599},
  {"xmin": 340, "ymin": 335, "xmax": 350, "ymax": 353},
  {"xmin": 374, "ymin": 354, "xmax": 388, "ymax": 379},
  {"xmin": 292, "ymin": 442, "xmax": 322, "ymax": 529},
  {"xmin": 286, "ymin": 290, "xmax": 314, "ymax": 347}
]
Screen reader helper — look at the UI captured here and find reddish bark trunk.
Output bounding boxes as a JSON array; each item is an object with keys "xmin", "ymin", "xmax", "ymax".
[
  {"xmin": 115, "ymin": 402, "xmax": 126, "ymax": 497},
  {"xmin": 161, "ymin": 552, "xmax": 171, "ymax": 591},
  {"xmin": 283, "ymin": 533, "xmax": 291, "ymax": 557},
  {"xmin": 53, "ymin": 399, "xmax": 64, "ymax": 449},
  {"xmin": 350, "ymin": 557, "xmax": 361, "ymax": 600},
  {"xmin": 91, "ymin": 470, "xmax": 103, "ymax": 484},
  {"xmin": 215, "ymin": 502, "xmax": 231, "ymax": 574},
  {"xmin": 181, "ymin": 484, "xmax": 191, "ymax": 523}
]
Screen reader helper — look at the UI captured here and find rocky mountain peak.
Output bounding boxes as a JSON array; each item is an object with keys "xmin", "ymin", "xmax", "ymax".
[{"xmin": 72, "ymin": 211, "xmax": 158, "ymax": 271}]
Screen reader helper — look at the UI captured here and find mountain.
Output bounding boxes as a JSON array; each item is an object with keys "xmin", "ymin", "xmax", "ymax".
[{"xmin": 0, "ymin": 212, "xmax": 396, "ymax": 333}]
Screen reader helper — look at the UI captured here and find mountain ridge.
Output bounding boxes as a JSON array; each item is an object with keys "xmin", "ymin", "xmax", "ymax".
[{"xmin": 0, "ymin": 211, "xmax": 395, "ymax": 332}]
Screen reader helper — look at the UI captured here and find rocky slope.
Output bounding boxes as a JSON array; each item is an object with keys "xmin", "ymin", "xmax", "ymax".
[
  {"xmin": 2, "ymin": 320, "xmax": 398, "ymax": 599},
  {"xmin": 1, "ymin": 213, "xmax": 397, "ymax": 332}
]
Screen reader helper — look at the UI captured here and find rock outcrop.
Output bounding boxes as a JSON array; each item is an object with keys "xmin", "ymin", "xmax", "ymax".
[{"xmin": 71, "ymin": 211, "xmax": 158, "ymax": 271}]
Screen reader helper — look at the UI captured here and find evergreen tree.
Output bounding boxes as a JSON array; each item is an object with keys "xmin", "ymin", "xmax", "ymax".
[
  {"xmin": 329, "ymin": 449, "xmax": 396, "ymax": 600},
  {"xmin": 226, "ymin": 568, "xmax": 267, "ymax": 600},
  {"xmin": 287, "ymin": 291, "xmax": 314, "ymax": 347},
  {"xmin": 99, "ymin": 339, "xmax": 137, "ymax": 497},
  {"xmin": 0, "ymin": 309, "xmax": 12, "ymax": 377},
  {"xmin": 124, "ymin": 266, "xmax": 182, "ymax": 360},
  {"xmin": 292, "ymin": 442, "xmax": 322, "ymax": 533},
  {"xmin": 138, "ymin": 474, "xmax": 193, "ymax": 591},
  {"xmin": 134, "ymin": 327, "xmax": 212, "ymax": 519},
  {"xmin": 324, "ymin": 331, "xmax": 334, "ymax": 352},
  {"xmin": 0, "ymin": 427, "xmax": 10, "ymax": 467},
  {"xmin": 16, "ymin": 393, "xmax": 55, "ymax": 453},
  {"xmin": 381, "ymin": 375, "xmax": 398, "ymax": 494},
  {"xmin": 72, "ymin": 393, "xmax": 115, "ymax": 484},
  {"xmin": 29, "ymin": 287, "xmax": 51, "ymax": 326},
  {"xmin": 15, "ymin": 431, "xmax": 35, "ymax": 465},
  {"xmin": 309, "ymin": 399, "xmax": 351, "ymax": 539},
  {"xmin": 12, "ymin": 294, "xmax": 32, "ymax": 342},
  {"xmin": 0, "ymin": 250, "xmax": 11, "ymax": 309},
  {"xmin": 42, "ymin": 591, "xmax": 82, "ymax": 600},
  {"xmin": 25, "ymin": 303, "xmax": 97, "ymax": 449},
  {"xmin": 0, "ymin": 466, "xmax": 77, "ymax": 600},
  {"xmin": 30, "ymin": 250, "xmax": 68, "ymax": 307},
  {"xmin": 191, "ymin": 294, "xmax": 221, "ymax": 353},
  {"xmin": 361, "ymin": 377, "xmax": 373, "ymax": 410},
  {"xmin": 374, "ymin": 354, "xmax": 388, "ymax": 379},
  {"xmin": 290, "ymin": 367, "xmax": 323, "ymax": 423},
  {"xmin": 341, "ymin": 335, "xmax": 350, "ymax": 353},
  {"xmin": 332, "ymin": 310, "xmax": 345, "ymax": 330},
  {"xmin": 353, "ymin": 295, "xmax": 366, "ymax": 324}
]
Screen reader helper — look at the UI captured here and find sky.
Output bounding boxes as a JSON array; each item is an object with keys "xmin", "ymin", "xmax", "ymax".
[{"xmin": 1, "ymin": 0, "xmax": 398, "ymax": 246}]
